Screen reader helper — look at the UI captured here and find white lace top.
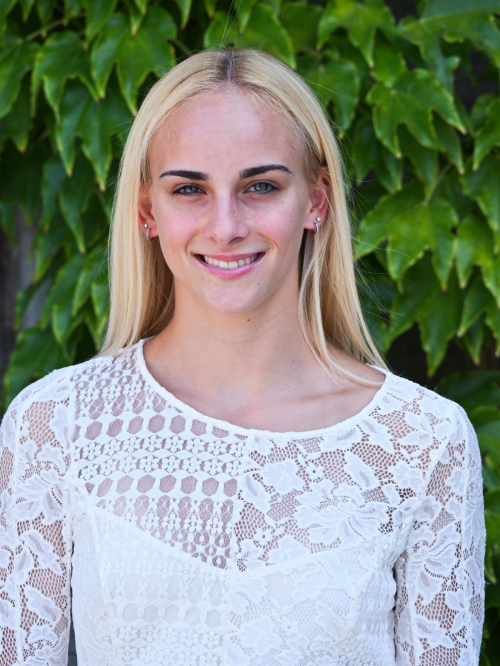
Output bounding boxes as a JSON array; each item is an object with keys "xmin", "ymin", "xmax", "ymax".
[{"xmin": 0, "ymin": 338, "xmax": 486, "ymax": 666}]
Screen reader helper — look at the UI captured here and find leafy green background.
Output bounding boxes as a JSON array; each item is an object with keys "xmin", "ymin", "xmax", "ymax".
[{"xmin": 1, "ymin": 0, "xmax": 500, "ymax": 661}]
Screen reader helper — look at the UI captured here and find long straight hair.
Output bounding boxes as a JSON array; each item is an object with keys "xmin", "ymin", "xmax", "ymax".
[{"xmin": 98, "ymin": 47, "xmax": 386, "ymax": 385}]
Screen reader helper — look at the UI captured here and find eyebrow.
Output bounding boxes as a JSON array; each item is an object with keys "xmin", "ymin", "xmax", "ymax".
[{"xmin": 159, "ymin": 164, "xmax": 293, "ymax": 180}]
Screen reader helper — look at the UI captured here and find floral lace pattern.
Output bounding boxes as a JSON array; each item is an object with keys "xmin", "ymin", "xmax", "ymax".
[{"xmin": 0, "ymin": 339, "xmax": 485, "ymax": 665}]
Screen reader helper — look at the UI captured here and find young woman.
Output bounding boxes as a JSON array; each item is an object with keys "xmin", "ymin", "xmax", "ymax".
[{"xmin": 0, "ymin": 47, "xmax": 485, "ymax": 666}]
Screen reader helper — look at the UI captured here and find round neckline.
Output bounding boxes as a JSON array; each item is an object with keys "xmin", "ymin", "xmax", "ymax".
[{"xmin": 134, "ymin": 337, "xmax": 392, "ymax": 439}]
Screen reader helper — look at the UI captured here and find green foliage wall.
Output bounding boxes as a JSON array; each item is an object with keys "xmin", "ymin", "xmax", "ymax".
[{"xmin": 1, "ymin": 0, "xmax": 500, "ymax": 661}]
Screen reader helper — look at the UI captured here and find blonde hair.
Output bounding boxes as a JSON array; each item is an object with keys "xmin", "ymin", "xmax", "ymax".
[{"xmin": 99, "ymin": 47, "xmax": 386, "ymax": 385}]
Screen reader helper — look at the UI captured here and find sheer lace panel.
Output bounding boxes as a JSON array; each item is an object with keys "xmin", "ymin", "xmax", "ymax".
[
  {"xmin": 0, "ymin": 343, "xmax": 486, "ymax": 666},
  {"xmin": 0, "ymin": 371, "xmax": 73, "ymax": 666},
  {"xmin": 394, "ymin": 406, "xmax": 485, "ymax": 665}
]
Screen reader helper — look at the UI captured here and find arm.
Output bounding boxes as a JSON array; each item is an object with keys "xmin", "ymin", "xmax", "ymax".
[
  {"xmin": 394, "ymin": 404, "xmax": 486, "ymax": 665},
  {"xmin": 0, "ymin": 372, "xmax": 73, "ymax": 665}
]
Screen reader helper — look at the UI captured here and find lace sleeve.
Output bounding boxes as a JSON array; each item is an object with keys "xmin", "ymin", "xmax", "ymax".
[
  {"xmin": 394, "ymin": 404, "xmax": 486, "ymax": 665},
  {"xmin": 0, "ymin": 371, "xmax": 73, "ymax": 666}
]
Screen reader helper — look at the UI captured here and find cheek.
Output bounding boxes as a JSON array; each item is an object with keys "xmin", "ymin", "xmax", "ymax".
[
  {"xmin": 256, "ymin": 207, "xmax": 303, "ymax": 244},
  {"xmin": 153, "ymin": 196, "xmax": 199, "ymax": 243}
]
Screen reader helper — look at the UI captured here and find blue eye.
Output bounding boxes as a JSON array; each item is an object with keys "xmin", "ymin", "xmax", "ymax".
[
  {"xmin": 248, "ymin": 182, "xmax": 277, "ymax": 194},
  {"xmin": 173, "ymin": 182, "xmax": 278, "ymax": 196},
  {"xmin": 174, "ymin": 185, "xmax": 202, "ymax": 195}
]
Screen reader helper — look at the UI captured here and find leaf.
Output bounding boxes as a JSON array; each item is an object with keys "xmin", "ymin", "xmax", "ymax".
[
  {"xmin": 91, "ymin": 8, "xmax": 177, "ymax": 114},
  {"xmin": 37, "ymin": 0, "xmax": 58, "ymax": 26},
  {"xmin": 366, "ymin": 69, "xmax": 466, "ymax": 157},
  {"xmin": 434, "ymin": 169, "xmax": 473, "ymax": 219},
  {"xmin": 455, "ymin": 214, "xmax": 500, "ymax": 304},
  {"xmin": 356, "ymin": 180, "xmax": 456, "ymax": 288},
  {"xmin": 371, "ymin": 35, "xmax": 406, "ymax": 86},
  {"xmin": 33, "ymin": 214, "xmax": 72, "ymax": 282},
  {"xmin": 437, "ymin": 370, "xmax": 500, "ymax": 412},
  {"xmin": 357, "ymin": 268, "xmax": 394, "ymax": 351},
  {"xmin": 14, "ymin": 281, "xmax": 46, "ymax": 330},
  {"xmin": 235, "ymin": 0, "xmax": 257, "ymax": 34},
  {"xmin": 122, "ymin": 0, "xmax": 144, "ymax": 35},
  {"xmin": 64, "ymin": 0, "xmax": 83, "ymax": 20},
  {"xmin": 261, "ymin": 0, "xmax": 280, "ymax": 16},
  {"xmin": 352, "ymin": 116, "xmax": 402, "ymax": 193},
  {"xmin": 461, "ymin": 153, "xmax": 500, "ymax": 248},
  {"xmin": 419, "ymin": 0, "xmax": 500, "ymax": 68},
  {"xmin": 398, "ymin": 124, "xmax": 438, "ymax": 195},
  {"xmin": 485, "ymin": 488, "xmax": 500, "ymax": 514},
  {"xmin": 462, "ymin": 315, "xmax": 485, "ymax": 365},
  {"xmin": 473, "ymin": 97, "xmax": 500, "ymax": 171},
  {"xmin": 317, "ymin": 0, "xmax": 396, "ymax": 65},
  {"xmin": 0, "ymin": 0, "xmax": 17, "ymax": 37},
  {"xmin": 172, "ymin": 0, "xmax": 193, "ymax": 29},
  {"xmin": 0, "ymin": 75, "xmax": 32, "ymax": 152},
  {"xmin": 307, "ymin": 58, "xmax": 360, "ymax": 133},
  {"xmin": 486, "ymin": 584, "xmax": 500, "ymax": 610},
  {"xmin": 203, "ymin": 0, "xmax": 218, "ymax": 18},
  {"xmin": 91, "ymin": 266, "xmax": 110, "ymax": 321},
  {"xmin": 2, "ymin": 327, "xmax": 67, "ymax": 409},
  {"xmin": 40, "ymin": 157, "xmax": 67, "ymax": 232},
  {"xmin": 204, "ymin": 4, "xmax": 296, "ymax": 70},
  {"xmin": 59, "ymin": 154, "xmax": 96, "ymax": 252},
  {"xmin": 204, "ymin": 11, "xmax": 238, "ymax": 48},
  {"xmin": 31, "ymin": 31, "xmax": 98, "ymax": 117},
  {"xmin": 433, "ymin": 113, "xmax": 464, "ymax": 174},
  {"xmin": 0, "ymin": 41, "xmax": 38, "ymax": 119},
  {"xmin": 0, "ymin": 141, "xmax": 46, "ymax": 242},
  {"xmin": 236, "ymin": 0, "xmax": 259, "ymax": 33},
  {"xmin": 75, "ymin": 302, "xmax": 104, "ymax": 348},
  {"xmin": 245, "ymin": 2, "xmax": 296, "ymax": 69},
  {"xmin": 84, "ymin": 0, "xmax": 119, "ymax": 41},
  {"xmin": 398, "ymin": 15, "xmax": 460, "ymax": 91},
  {"xmin": 459, "ymin": 274, "xmax": 500, "ymax": 352},
  {"xmin": 280, "ymin": 2, "xmax": 322, "ymax": 53},
  {"xmin": 19, "ymin": 0, "xmax": 36, "ymax": 21},
  {"xmin": 41, "ymin": 254, "xmax": 86, "ymax": 340},
  {"xmin": 387, "ymin": 257, "xmax": 462, "ymax": 375},
  {"xmin": 72, "ymin": 243, "xmax": 107, "ymax": 315},
  {"xmin": 470, "ymin": 93, "xmax": 495, "ymax": 134},
  {"xmin": 56, "ymin": 81, "xmax": 130, "ymax": 189}
]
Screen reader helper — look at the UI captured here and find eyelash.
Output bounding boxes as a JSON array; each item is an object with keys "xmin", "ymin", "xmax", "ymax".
[{"xmin": 173, "ymin": 182, "xmax": 279, "ymax": 196}]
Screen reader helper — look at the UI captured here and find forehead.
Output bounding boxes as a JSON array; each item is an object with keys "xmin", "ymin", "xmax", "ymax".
[{"xmin": 149, "ymin": 87, "xmax": 304, "ymax": 171}]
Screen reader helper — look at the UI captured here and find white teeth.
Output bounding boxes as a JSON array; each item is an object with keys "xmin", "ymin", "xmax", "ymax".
[{"xmin": 203, "ymin": 253, "xmax": 259, "ymax": 268}]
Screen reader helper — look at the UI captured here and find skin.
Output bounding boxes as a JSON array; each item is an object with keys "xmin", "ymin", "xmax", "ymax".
[{"xmin": 139, "ymin": 86, "xmax": 384, "ymax": 433}]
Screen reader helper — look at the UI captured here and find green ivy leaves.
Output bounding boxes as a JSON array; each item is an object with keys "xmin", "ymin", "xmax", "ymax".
[
  {"xmin": 32, "ymin": 31, "xmax": 98, "ymax": 117},
  {"xmin": 56, "ymin": 81, "xmax": 129, "ymax": 190},
  {"xmin": 356, "ymin": 180, "xmax": 457, "ymax": 288},
  {"xmin": 0, "ymin": 0, "xmax": 500, "ymax": 432},
  {"xmin": 0, "ymin": 41, "xmax": 38, "ymax": 118},
  {"xmin": 91, "ymin": 9, "xmax": 177, "ymax": 114},
  {"xmin": 367, "ymin": 69, "xmax": 466, "ymax": 157},
  {"xmin": 318, "ymin": 0, "xmax": 396, "ymax": 63}
]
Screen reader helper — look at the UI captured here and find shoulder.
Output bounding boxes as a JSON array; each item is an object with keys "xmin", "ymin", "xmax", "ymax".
[
  {"xmin": 384, "ymin": 368, "xmax": 464, "ymax": 422},
  {"xmin": 1, "ymin": 343, "xmax": 139, "ymax": 436},
  {"xmin": 382, "ymin": 369, "xmax": 478, "ymax": 465}
]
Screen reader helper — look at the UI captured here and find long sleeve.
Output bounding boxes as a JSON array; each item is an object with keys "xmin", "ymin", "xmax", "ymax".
[
  {"xmin": 0, "ymin": 371, "xmax": 73, "ymax": 666},
  {"xmin": 393, "ymin": 403, "xmax": 486, "ymax": 665}
]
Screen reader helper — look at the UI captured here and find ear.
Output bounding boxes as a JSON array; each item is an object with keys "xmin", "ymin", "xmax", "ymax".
[
  {"xmin": 138, "ymin": 185, "xmax": 157, "ymax": 238},
  {"xmin": 305, "ymin": 167, "xmax": 331, "ymax": 233}
]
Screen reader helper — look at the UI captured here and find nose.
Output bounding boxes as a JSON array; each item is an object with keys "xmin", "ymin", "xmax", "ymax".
[{"xmin": 202, "ymin": 192, "xmax": 250, "ymax": 245}]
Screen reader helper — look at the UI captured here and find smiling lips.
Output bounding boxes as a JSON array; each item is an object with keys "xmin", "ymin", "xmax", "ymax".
[
  {"xmin": 199, "ymin": 253, "xmax": 262, "ymax": 267},
  {"xmin": 194, "ymin": 251, "xmax": 265, "ymax": 278}
]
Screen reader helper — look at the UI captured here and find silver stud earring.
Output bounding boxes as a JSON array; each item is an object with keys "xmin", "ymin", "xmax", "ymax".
[
  {"xmin": 313, "ymin": 216, "xmax": 321, "ymax": 234},
  {"xmin": 144, "ymin": 223, "xmax": 151, "ymax": 241}
]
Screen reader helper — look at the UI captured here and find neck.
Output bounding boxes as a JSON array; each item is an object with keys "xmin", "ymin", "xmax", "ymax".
[{"xmin": 145, "ymin": 280, "xmax": 327, "ymax": 410}]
